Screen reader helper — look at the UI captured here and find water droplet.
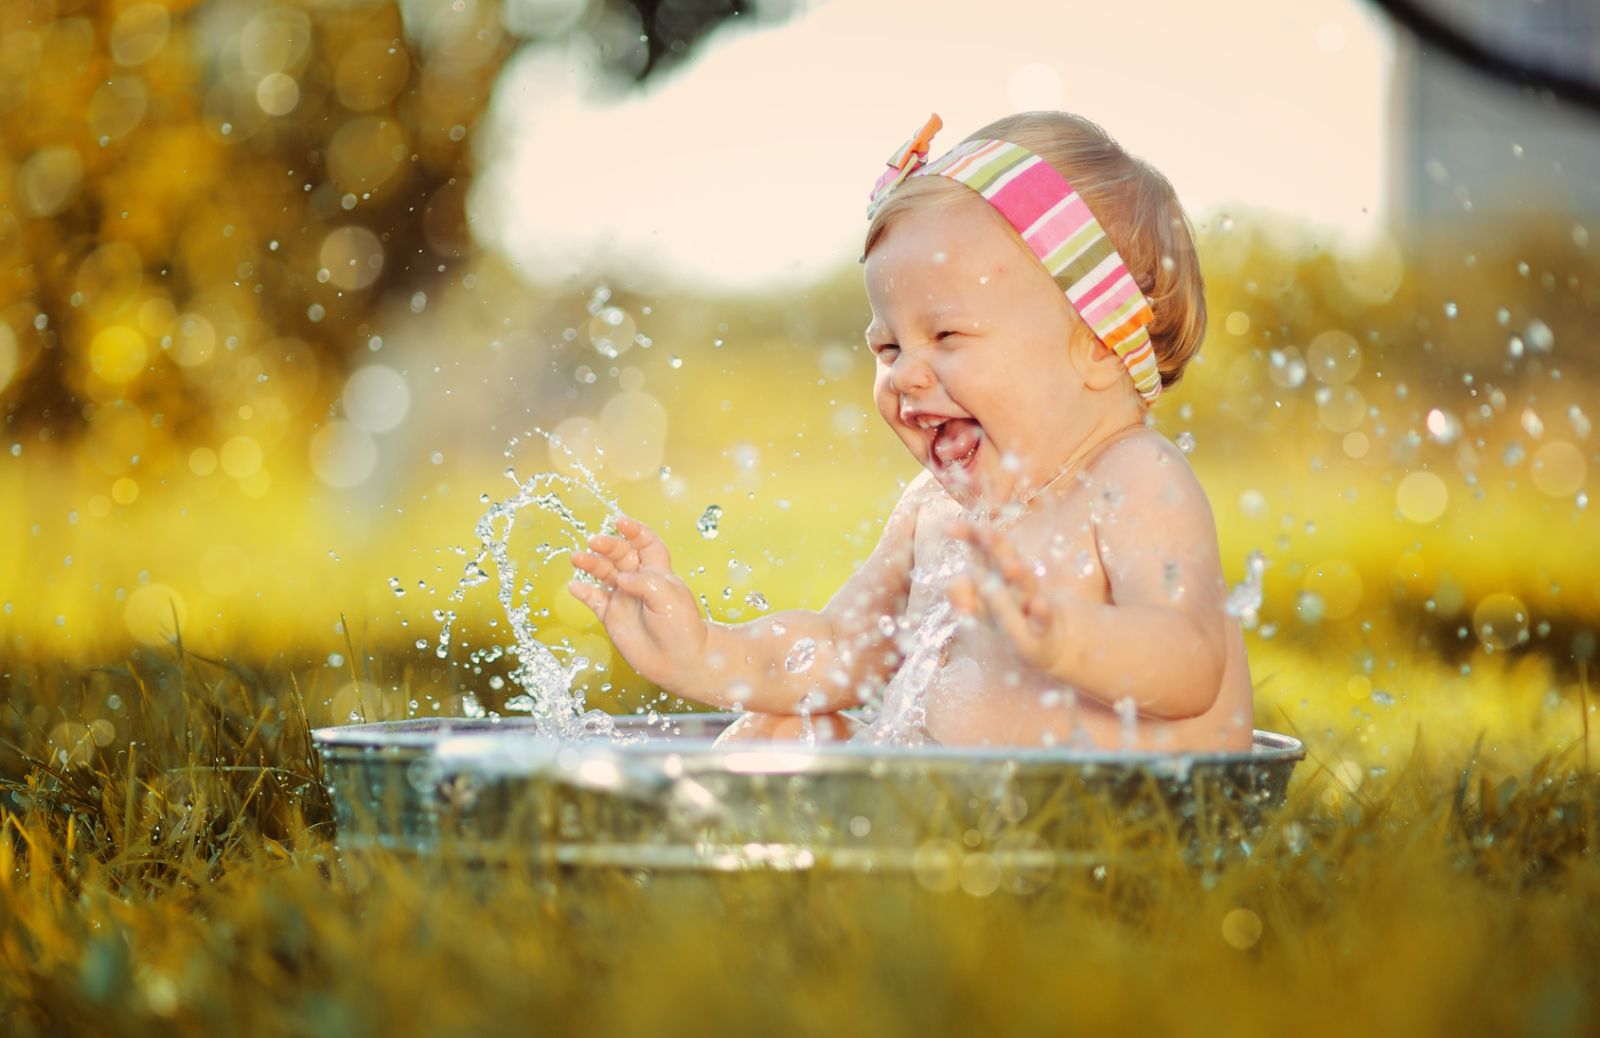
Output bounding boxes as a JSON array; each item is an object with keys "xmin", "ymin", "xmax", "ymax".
[
  {"xmin": 784, "ymin": 637, "xmax": 818, "ymax": 674},
  {"xmin": 1526, "ymin": 319, "xmax": 1554, "ymax": 353},
  {"xmin": 1503, "ymin": 442, "xmax": 1526, "ymax": 467},
  {"xmin": 1443, "ymin": 301, "xmax": 1458, "ymax": 319},
  {"xmin": 743, "ymin": 590, "xmax": 769, "ymax": 610},
  {"xmin": 1371, "ymin": 689, "xmax": 1395, "ymax": 706},
  {"xmin": 1175, "ymin": 431, "xmax": 1196, "ymax": 454},
  {"xmin": 1425, "ymin": 408, "xmax": 1460, "ymax": 444},
  {"xmin": 1267, "ymin": 347, "xmax": 1307, "ymax": 389},
  {"xmin": 1162, "ymin": 560, "xmax": 1184, "ymax": 600},
  {"xmin": 1568, "ymin": 406, "xmax": 1590, "ymax": 439},
  {"xmin": 388, "ymin": 576, "xmax": 406, "ymax": 597},
  {"xmin": 1225, "ymin": 551, "xmax": 1268, "ymax": 628},
  {"xmin": 1520, "ymin": 407, "xmax": 1544, "ymax": 439},
  {"xmin": 696, "ymin": 504, "xmax": 723, "ymax": 539}
]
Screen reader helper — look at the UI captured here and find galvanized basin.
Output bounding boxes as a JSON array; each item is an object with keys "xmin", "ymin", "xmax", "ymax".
[{"xmin": 313, "ymin": 713, "xmax": 1305, "ymax": 877}]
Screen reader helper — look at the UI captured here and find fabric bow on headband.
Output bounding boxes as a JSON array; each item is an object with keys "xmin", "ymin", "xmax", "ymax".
[{"xmin": 865, "ymin": 113, "xmax": 1163, "ymax": 404}]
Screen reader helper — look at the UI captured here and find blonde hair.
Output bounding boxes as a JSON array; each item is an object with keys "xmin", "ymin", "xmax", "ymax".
[{"xmin": 861, "ymin": 111, "xmax": 1207, "ymax": 394}]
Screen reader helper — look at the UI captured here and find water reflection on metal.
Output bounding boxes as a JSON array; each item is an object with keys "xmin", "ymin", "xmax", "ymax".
[{"xmin": 313, "ymin": 713, "xmax": 1306, "ymax": 877}]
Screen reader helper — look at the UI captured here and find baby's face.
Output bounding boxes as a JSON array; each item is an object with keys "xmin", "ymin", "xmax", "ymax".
[{"xmin": 863, "ymin": 198, "xmax": 1096, "ymax": 510}]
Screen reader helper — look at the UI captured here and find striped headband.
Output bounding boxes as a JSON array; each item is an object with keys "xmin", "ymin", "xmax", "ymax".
[{"xmin": 867, "ymin": 114, "xmax": 1162, "ymax": 404}]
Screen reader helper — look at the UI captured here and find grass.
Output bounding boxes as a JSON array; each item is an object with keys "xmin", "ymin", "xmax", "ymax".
[{"xmin": 1, "ymin": 637, "xmax": 1598, "ymax": 1036}]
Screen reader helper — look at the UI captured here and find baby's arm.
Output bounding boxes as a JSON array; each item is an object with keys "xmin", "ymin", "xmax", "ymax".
[
  {"xmin": 569, "ymin": 473, "xmax": 931, "ymax": 714},
  {"xmin": 952, "ymin": 441, "xmax": 1229, "ymax": 720}
]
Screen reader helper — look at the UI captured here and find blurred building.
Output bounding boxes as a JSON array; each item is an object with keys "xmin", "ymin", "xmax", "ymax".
[{"xmin": 1388, "ymin": 0, "xmax": 1600, "ymax": 235}]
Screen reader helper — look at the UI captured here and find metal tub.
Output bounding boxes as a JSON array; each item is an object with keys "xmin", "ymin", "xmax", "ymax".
[{"xmin": 313, "ymin": 713, "xmax": 1305, "ymax": 877}]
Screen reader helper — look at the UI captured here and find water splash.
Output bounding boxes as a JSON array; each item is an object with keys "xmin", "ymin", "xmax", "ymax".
[
  {"xmin": 856, "ymin": 536, "xmax": 972, "ymax": 747},
  {"xmin": 438, "ymin": 429, "xmax": 635, "ymax": 741},
  {"xmin": 1225, "ymin": 550, "xmax": 1268, "ymax": 629}
]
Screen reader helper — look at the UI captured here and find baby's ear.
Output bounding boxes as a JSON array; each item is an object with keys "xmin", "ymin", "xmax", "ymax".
[{"xmin": 1066, "ymin": 324, "xmax": 1126, "ymax": 391}]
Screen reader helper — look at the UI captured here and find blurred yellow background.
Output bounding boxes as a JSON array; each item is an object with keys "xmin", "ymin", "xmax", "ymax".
[{"xmin": 1, "ymin": 0, "xmax": 1596, "ymax": 765}]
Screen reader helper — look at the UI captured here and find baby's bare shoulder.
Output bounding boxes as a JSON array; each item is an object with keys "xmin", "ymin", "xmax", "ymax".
[{"xmin": 1088, "ymin": 429, "xmax": 1212, "ymax": 513}]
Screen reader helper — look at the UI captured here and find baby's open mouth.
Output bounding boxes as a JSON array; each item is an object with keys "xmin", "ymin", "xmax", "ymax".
[{"xmin": 927, "ymin": 416, "xmax": 984, "ymax": 470}]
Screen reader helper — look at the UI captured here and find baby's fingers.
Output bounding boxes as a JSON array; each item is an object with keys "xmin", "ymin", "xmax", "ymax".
[
  {"xmin": 571, "ymin": 550, "xmax": 619, "ymax": 585},
  {"xmin": 614, "ymin": 569, "xmax": 691, "ymax": 617},
  {"xmin": 980, "ymin": 578, "xmax": 1053, "ymax": 649},
  {"xmin": 586, "ymin": 533, "xmax": 640, "ymax": 572},
  {"xmin": 616, "ymin": 516, "xmax": 674, "ymax": 571},
  {"xmin": 947, "ymin": 575, "xmax": 979, "ymax": 616},
  {"xmin": 566, "ymin": 579, "xmax": 609, "ymax": 617}
]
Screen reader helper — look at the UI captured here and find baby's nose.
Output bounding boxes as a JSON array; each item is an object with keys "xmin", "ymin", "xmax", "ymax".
[{"xmin": 887, "ymin": 352, "xmax": 934, "ymax": 393}]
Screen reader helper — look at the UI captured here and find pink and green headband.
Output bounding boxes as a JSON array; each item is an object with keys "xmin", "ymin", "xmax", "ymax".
[{"xmin": 868, "ymin": 114, "xmax": 1162, "ymax": 404}]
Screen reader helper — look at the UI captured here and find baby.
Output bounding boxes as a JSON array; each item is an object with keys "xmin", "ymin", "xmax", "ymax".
[{"xmin": 568, "ymin": 111, "xmax": 1253, "ymax": 751}]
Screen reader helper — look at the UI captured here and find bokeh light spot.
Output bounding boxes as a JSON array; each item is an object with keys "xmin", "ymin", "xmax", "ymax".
[
  {"xmin": 320, "ymin": 226, "xmax": 385, "ymax": 291},
  {"xmin": 111, "ymin": 477, "xmax": 139, "ymax": 505},
  {"xmin": 189, "ymin": 447, "xmax": 218, "ymax": 476},
  {"xmin": 220, "ymin": 435, "xmax": 264, "ymax": 479},
  {"xmin": 239, "ymin": 7, "xmax": 312, "ymax": 77},
  {"xmin": 1308, "ymin": 329, "xmax": 1361, "ymax": 384},
  {"xmin": 310, "ymin": 422, "xmax": 377, "ymax": 488},
  {"xmin": 1221, "ymin": 908, "xmax": 1263, "ymax": 950},
  {"xmin": 255, "ymin": 72, "xmax": 301, "ymax": 115},
  {"xmin": 88, "ymin": 326, "xmax": 148, "ymax": 383},
  {"xmin": 19, "ymin": 146, "xmax": 83, "ymax": 217},
  {"xmin": 549, "ymin": 417, "xmax": 602, "ymax": 476},
  {"xmin": 327, "ymin": 117, "xmax": 406, "ymax": 194},
  {"xmin": 342, "ymin": 365, "xmax": 410, "ymax": 432},
  {"xmin": 1396, "ymin": 471, "xmax": 1448, "ymax": 523},
  {"xmin": 1316, "ymin": 384, "xmax": 1365, "ymax": 432},
  {"xmin": 1530, "ymin": 441, "xmax": 1585, "ymax": 497},
  {"xmin": 88, "ymin": 76, "xmax": 148, "ymax": 141},
  {"xmin": 1473, "ymin": 593, "xmax": 1530, "ymax": 653},
  {"xmin": 170, "ymin": 313, "xmax": 217, "ymax": 367},
  {"xmin": 1225, "ymin": 311, "xmax": 1251, "ymax": 336},
  {"xmin": 111, "ymin": 3, "xmax": 171, "ymax": 66},
  {"xmin": 124, "ymin": 583, "xmax": 188, "ymax": 646}
]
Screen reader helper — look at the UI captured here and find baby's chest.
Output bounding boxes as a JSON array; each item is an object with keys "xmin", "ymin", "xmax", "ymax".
[{"xmin": 905, "ymin": 497, "xmax": 1110, "ymax": 623}]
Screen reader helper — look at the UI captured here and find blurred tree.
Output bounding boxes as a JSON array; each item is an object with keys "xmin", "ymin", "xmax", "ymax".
[{"xmin": 0, "ymin": 0, "xmax": 775, "ymax": 468}]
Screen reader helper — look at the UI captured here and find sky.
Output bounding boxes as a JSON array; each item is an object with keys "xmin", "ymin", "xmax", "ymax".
[{"xmin": 476, "ymin": 0, "xmax": 1396, "ymax": 293}]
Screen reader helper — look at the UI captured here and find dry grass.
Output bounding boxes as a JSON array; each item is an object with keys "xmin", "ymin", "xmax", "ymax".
[{"xmin": 1, "ymin": 641, "xmax": 1597, "ymax": 1037}]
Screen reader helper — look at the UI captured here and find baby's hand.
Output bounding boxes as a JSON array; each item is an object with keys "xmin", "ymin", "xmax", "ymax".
[
  {"xmin": 946, "ymin": 521, "xmax": 1071, "ymax": 675},
  {"xmin": 567, "ymin": 516, "xmax": 708, "ymax": 693}
]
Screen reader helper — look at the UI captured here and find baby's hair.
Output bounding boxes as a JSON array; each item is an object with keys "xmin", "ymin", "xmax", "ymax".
[{"xmin": 862, "ymin": 111, "xmax": 1207, "ymax": 395}]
